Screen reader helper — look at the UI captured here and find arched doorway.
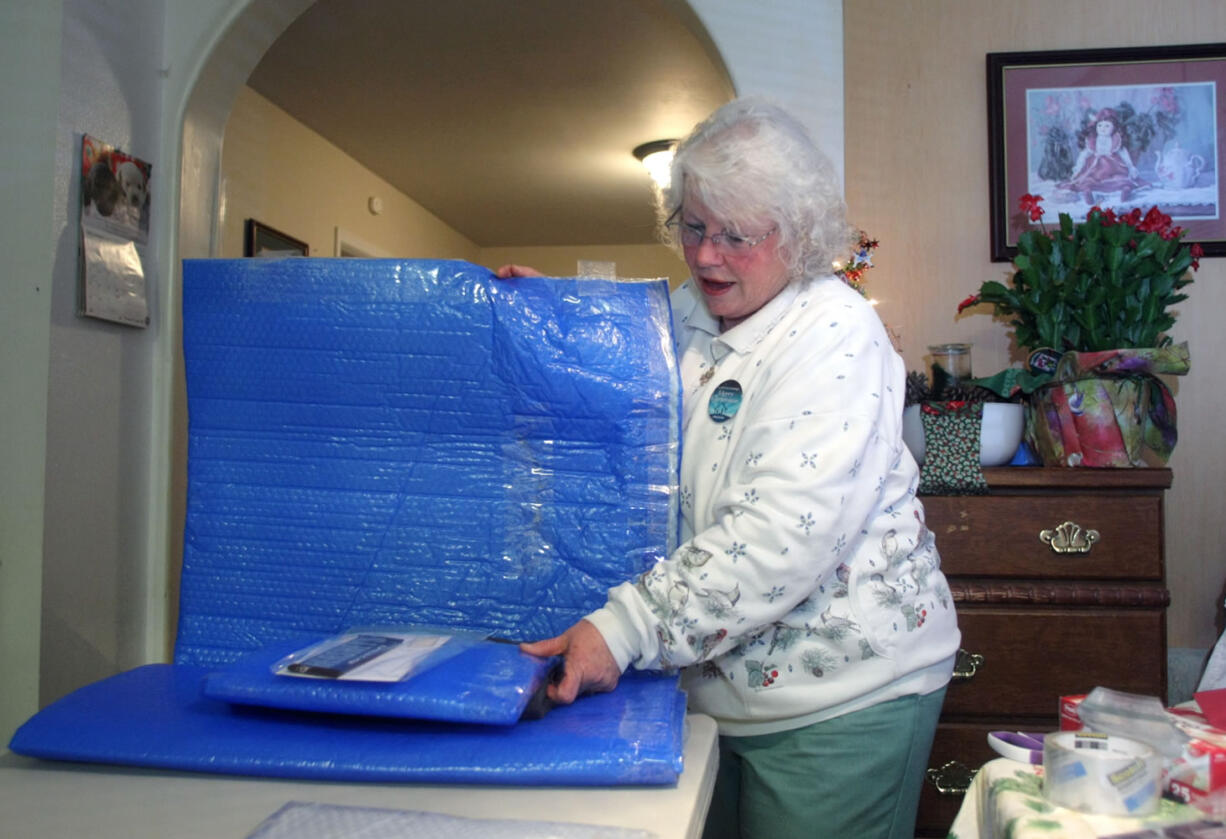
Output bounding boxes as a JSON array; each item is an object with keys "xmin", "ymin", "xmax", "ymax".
[
  {"xmin": 166, "ymin": 0, "xmax": 736, "ymax": 648},
  {"xmin": 158, "ymin": 0, "xmax": 842, "ymax": 655}
]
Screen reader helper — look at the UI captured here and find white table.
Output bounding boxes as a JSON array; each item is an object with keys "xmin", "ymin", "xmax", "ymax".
[{"xmin": 0, "ymin": 713, "xmax": 718, "ymax": 838}]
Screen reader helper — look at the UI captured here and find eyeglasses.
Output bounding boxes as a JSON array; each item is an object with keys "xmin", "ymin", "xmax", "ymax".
[{"xmin": 670, "ymin": 220, "xmax": 777, "ymax": 255}]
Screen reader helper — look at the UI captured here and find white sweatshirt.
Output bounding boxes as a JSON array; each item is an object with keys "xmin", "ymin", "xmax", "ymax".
[{"xmin": 586, "ymin": 276, "xmax": 961, "ymax": 736}]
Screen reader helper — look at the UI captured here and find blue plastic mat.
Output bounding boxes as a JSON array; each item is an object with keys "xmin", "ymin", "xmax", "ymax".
[
  {"xmin": 9, "ymin": 665, "xmax": 687, "ymax": 785},
  {"xmin": 202, "ymin": 636, "xmax": 556, "ymax": 725},
  {"xmin": 9, "ymin": 259, "xmax": 685, "ymax": 785},
  {"xmin": 177, "ymin": 259, "xmax": 679, "ymax": 667}
]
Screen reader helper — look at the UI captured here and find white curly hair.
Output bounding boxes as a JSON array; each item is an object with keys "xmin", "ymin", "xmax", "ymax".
[{"xmin": 657, "ymin": 96, "xmax": 856, "ymax": 281}]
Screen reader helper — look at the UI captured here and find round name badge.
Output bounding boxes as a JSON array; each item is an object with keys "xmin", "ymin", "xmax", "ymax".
[{"xmin": 708, "ymin": 380, "xmax": 743, "ymax": 423}]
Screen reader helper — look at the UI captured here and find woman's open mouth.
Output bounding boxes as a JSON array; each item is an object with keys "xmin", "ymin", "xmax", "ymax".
[{"xmin": 700, "ymin": 277, "xmax": 734, "ymax": 295}]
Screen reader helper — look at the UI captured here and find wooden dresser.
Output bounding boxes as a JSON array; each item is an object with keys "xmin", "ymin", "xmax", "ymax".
[{"xmin": 915, "ymin": 467, "xmax": 1171, "ymax": 837}]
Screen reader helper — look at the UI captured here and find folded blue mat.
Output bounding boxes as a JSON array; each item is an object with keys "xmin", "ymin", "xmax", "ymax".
[
  {"xmin": 177, "ymin": 259, "xmax": 679, "ymax": 667},
  {"xmin": 9, "ymin": 665, "xmax": 687, "ymax": 785},
  {"xmin": 10, "ymin": 259, "xmax": 686, "ymax": 785},
  {"xmin": 202, "ymin": 636, "xmax": 556, "ymax": 725}
]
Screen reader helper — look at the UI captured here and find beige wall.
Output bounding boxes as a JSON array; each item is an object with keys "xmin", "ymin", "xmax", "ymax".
[
  {"xmin": 221, "ymin": 86, "xmax": 480, "ymax": 261},
  {"xmin": 844, "ymin": 0, "xmax": 1226, "ymax": 650},
  {"xmin": 222, "ymin": 87, "xmax": 687, "ymax": 284},
  {"xmin": 481, "ymin": 244, "xmax": 688, "ymax": 286}
]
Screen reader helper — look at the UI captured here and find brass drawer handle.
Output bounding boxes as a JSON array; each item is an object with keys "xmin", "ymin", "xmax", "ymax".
[
  {"xmin": 926, "ymin": 760, "xmax": 976, "ymax": 796},
  {"xmin": 952, "ymin": 648, "xmax": 984, "ymax": 681},
  {"xmin": 1040, "ymin": 521, "xmax": 1100, "ymax": 554}
]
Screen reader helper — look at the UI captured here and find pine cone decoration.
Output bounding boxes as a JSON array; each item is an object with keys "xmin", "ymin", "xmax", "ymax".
[
  {"xmin": 905, "ymin": 370, "xmax": 930, "ymax": 405},
  {"xmin": 938, "ymin": 382, "xmax": 976, "ymax": 402},
  {"xmin": 938, "ymin": 383, "xmax": 995, "ymax": 404}
]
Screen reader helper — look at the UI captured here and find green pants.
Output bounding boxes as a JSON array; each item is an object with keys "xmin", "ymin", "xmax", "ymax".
[{"xmin": 702, "ymin": 687, "xmax": 946, "ymax": 839}]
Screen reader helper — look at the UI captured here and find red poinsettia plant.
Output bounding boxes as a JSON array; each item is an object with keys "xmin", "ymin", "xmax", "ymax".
[{"xmin": 959, "ymin": 194, "xmax": 1200, "ymax": 353}]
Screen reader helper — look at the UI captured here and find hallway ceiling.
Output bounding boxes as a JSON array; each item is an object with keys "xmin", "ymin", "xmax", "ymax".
[{"xmin": 247, "ymin": 0, "xmax": 734, "ymax": 247}]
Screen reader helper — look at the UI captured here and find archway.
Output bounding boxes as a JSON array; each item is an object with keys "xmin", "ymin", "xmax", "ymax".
[
  {"xmin": 157, "ymin": 0, "xmax": 842, "ymax": 654},
  {"xmin": 165, "ymin": 0, "xmax": 737, "ymax": 650}
]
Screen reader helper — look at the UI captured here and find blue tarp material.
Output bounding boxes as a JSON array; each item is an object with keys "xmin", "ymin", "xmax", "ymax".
[
  {"xmin": 176, "ymin": 259, "xmax": 679, "ymax": 666},
  {"xmin": 9, "ymin": 259, "xmax": 685, "ymax": 784},
  {"xmin": 8, "ymin": 665, "xmax": 687, "ymax": 785},
  {"xmin": 202, "ymin": 636, "xmax": 555, "ymax": 725}
]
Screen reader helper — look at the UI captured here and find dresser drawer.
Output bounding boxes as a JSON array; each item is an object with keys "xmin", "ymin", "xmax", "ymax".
[
  {"xmin": 924, "ymin": 493, "xmax": 1162, "ymax": 579},
  {"xmin": 917, "ymin": 469, "xmax": 1169, "ymax": 835},
  {"xmin": 942, "ymin": 607, "xmax": 1166, "ymax": 717},
  {"xmin": 917, "ymin": 721, "xmax": 1000, "ymax": 836}
]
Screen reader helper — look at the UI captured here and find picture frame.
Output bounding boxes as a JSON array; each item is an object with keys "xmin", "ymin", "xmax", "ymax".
[
  {"xmin": 987, "ymin": 43, "xmax": 1226, "ymax": 261},
  {"xmin": 244, "ymin": 218, "xmax": 309, "ymax": 257}
]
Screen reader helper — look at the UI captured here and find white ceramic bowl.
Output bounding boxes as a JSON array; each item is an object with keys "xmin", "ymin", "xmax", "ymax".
[{"xmin": 902, "ymin": 402, "xmax": 1025, "ymax": 466}]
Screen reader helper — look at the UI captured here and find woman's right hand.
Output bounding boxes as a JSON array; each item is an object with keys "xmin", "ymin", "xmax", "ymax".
[
  {"xmin": 494, "ymin": 264, "xmax": 544, "ymax": 279},
  {"xmin": 520, "ymin": 619, "xmax": 621, "ymax": 705}
]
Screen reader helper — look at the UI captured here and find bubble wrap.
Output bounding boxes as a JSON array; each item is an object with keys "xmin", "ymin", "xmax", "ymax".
[
  {"xmin": 202, "ymin": 636, "xmax": 555, "ymax": 725},
  {"xmin": 7, "ymin": 260, "xmax": 688, "ymax": 785},
  {"xmin": 8, "ymin": 664, "xmax": 687, "ymax": 785},
  {"xmin": 246, "ymin": 802, "xmax": 656, "ymax": 839},
  {"xmin": 176, "ymin": 259, "xmax": 679, "ymax": 666}
]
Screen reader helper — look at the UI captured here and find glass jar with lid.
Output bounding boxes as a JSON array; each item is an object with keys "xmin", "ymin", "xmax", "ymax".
[{"xmin": 928, "ymin": 343, "xmax": 972, "ymax": 386}]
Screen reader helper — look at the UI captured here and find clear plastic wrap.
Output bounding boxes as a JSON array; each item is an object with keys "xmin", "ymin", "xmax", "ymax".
[
  {"xmin": 270, "ymin": 627, "xmax": 484, "ymax": 682},
  {"xmin": 246, "ymin": 801, "xmax": 656, "ymax": 839},
  {"xmin": 1077, "ymin": 686, "xmax": 1191, "ymax": 759}
]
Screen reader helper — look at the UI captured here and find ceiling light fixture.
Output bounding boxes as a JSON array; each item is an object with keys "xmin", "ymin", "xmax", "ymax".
[{"xmin": 633, "ymin": 139, "xmax": 677, "ymax": 189}]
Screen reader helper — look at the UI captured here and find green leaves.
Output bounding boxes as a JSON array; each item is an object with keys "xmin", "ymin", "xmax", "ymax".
[{"xmin": 970, "ymin": 207, "xmax": 1195, "ymax": 352}]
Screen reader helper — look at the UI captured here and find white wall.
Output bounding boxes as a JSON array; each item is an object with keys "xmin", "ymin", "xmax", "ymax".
[
  {"xmin": 37, "ymin": 0, "xmax": 170, "ymax": 707},
  {"xmin": 0, "ymin": 0, "xmax": 311, "ymax": 740},
  {"xmin": 686, "ymin": 0, "xmax": 844, "ymax": 185},
  {"xmin": 0, "ymin": 0, "xmax": 62, "ymax": 743}
]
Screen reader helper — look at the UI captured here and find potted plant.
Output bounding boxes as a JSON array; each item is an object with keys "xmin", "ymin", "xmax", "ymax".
[{"xmin": 958, "ymin": 194, "xmax": 1199, "ymax": 467}]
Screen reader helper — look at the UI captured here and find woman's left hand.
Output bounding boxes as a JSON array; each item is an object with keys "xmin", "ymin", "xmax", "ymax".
[
  {"xmin": 520, "ymin": 619, "xmax": 621, "ymax": 704},
  {"xmin": 494, "ymin": 264, "xmax": 544, "ymax": 279}
]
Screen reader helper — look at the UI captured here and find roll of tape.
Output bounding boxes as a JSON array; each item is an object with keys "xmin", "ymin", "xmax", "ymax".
[{"xmin": 1042, "ymin": 731, "xmax": 1162, "ymax": 817}]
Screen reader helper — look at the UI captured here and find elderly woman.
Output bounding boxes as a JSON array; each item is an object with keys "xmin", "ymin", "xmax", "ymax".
[{"xmin": 501, "ymin": 97, "xmax": 960, "ymax": 839}]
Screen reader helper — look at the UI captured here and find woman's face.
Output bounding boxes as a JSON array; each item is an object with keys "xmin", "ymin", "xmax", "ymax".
[{"xmin": 681, "ymin": 192, "xmax": 790, "ymax": 330}]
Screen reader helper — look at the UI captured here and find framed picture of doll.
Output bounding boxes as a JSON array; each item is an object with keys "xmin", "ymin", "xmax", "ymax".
[{"xmin": 987, "ymin": 43, "xmax": 1226, "ymax": 261}]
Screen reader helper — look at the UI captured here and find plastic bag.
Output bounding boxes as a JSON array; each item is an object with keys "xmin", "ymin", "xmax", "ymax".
[
  {"xmin": 272, "ymin": 626, "xmax": 486, "ymax": 682},
  {"xmin": 1077, "ymin": 686, "xmax": 1190, "ymax": 759}
]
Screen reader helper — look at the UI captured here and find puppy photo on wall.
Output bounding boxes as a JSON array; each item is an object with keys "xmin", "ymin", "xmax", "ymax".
[
  {"xmin": 81, "ymin": 133, "xmax": 152, "ymax": 244},
  {"xmin": 115, "ymin": 160, "xmax": 148, "ymax": 227}
]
